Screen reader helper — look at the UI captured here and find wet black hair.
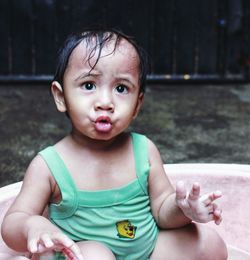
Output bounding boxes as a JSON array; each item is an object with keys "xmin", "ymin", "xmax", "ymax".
[{"xmin": 53, "ymin": 28, "xmax": 149, "ymax": 92}]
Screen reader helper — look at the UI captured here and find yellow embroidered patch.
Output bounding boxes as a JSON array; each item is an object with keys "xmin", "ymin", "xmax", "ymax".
[{"xmin": 116, "ymin": 220, "xmax": 137, "ymax": 239}]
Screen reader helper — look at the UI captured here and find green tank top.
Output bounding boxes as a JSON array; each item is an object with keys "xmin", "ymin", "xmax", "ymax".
[{"xmin": 39, "ymin": 133, "xmax": 159, "ymax": 259}]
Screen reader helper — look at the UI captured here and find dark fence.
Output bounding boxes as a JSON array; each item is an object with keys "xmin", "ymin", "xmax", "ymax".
[{"xmin": 0, "ymin": 0, "xmax": 250, "ymax": 83}]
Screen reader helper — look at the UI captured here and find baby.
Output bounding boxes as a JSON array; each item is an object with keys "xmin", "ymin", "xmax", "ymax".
[{"xmin": 1, "ymin": 29, "xmax": 227, "ymax": 259}]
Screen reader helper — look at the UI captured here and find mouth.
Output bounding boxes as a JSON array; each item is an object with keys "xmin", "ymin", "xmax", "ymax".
[{"xmin": 94, "ymin": 116, "xmax": 112, "ymax": 133}]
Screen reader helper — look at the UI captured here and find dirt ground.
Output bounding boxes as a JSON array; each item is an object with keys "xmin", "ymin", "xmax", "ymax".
[{"xmin": 0, "ymin": 83, "xmax": 250, "ymax": 187}]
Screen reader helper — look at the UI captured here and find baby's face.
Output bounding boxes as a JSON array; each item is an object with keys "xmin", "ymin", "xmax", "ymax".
[{"xmin": 59, "ymin": 38, "xmax": 143, "ymax": 141}]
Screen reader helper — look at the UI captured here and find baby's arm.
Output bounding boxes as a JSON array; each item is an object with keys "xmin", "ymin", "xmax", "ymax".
[
  {"xmin": 1, "ymin": 155, "xmax": 83, "ymax": 259},
  {"xmin": 148, "ymin": 139, "xmax": 222, "ymax": 228}
]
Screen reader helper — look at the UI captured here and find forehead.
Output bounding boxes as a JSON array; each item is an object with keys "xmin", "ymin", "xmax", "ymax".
[{"xmin": 67, "ymin": 37, "xmax": 139, "ymax": 70}]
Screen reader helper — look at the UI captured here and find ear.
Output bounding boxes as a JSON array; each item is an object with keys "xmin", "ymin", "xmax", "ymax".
[
  {"xmin": 133, "ymin": 92, "xmax": 144, "ymax": 119},
  {"xmin": 51, "ymin": 81, "xmax": 67, "ymax": 112}
]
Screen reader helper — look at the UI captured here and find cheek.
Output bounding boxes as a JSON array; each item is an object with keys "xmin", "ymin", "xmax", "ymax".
[
  {"xmin": 118, "ymin": 100, "xmax": 138, "ymax": 118},
  {"xmin": 64, "ymin": 100, "xmax": 84, "ymax": 120},
  {"xmin": 65, "ymin": 93, "xmax": 87, "ymax": 110}
]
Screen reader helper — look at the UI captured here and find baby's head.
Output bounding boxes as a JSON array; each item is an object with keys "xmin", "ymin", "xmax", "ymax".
[{"xmin": 53, "ymin": 28, "xmax": 149, "ymax": 93}]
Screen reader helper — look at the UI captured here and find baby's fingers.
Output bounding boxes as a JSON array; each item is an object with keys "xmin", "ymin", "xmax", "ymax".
[
  {"xmin": 62, "ymin": 247, "xmax": 79, "ymax": 260},
  {"xmin": 40, "ymin": 233, "xmax": 54, "ymax": 249},
  {"xmin": 176, "ymin": 181, "xmax": 187, "ymax": 201},
  {"xmin": 212, "ymin": 204, "xmax": 223, "ymax": 225},
  {"xmin": 203, "ymin": 191, "xmax": 222, "ymax": 206},
  {"xmin": 28, "ymin": 236, "xmax": 40, "ymax": 253},
  {"xmin": 52, "ymin": 233, "xmax": 83, "ymax": 260},
  {"xmin": 28, "ymin": 233, "xmax": 48, "ymax": 254},
  {"xmin": 206, "ymin": 204, "xmax": 222, "ymax": 225},
  {"xmin": 29, "ymin": 234, "xmax": 56, "ymax": 254},
  {"xmin": 214, "ymin": 212, "xmax": 222, "ymax": 225},
  {"xmin": 188, "ymin": 182, "xmax": 200, "ymax": 201}
]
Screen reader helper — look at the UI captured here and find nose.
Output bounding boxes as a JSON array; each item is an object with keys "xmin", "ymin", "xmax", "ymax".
[{"xmin": 94, "ymin": 89, "xmax": 114, "ymax": 112}]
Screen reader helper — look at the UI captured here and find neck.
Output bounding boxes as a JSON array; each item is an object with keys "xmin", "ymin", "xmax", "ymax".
[{"xmin": 69, "ymin": 130, "xmax": 127, "ymax": 151}]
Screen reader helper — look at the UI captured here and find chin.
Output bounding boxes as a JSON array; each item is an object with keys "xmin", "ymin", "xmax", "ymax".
[
  {"xmin": 90, "ymin": 131, "xmax": 113, "ymax": 140},
  {"xmin": 92, "ymin": 130, "xmax": 123, "ymax": 141}
]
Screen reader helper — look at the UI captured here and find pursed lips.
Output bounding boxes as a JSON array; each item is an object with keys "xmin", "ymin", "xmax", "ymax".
[{"xmin": 94, "ymin": 115, "xmax": 113, "ymax": 132}]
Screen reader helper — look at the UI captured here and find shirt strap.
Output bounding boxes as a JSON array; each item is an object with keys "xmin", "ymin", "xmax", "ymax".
[
  {"xmin": 39, "ymin": 146, "xmax": 78, "ymax": 219},
  {"xmin": 131, "ymin": 133, "xmax": 150, "ymax": 195}
]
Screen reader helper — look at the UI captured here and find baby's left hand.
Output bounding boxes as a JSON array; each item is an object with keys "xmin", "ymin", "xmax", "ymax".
[{"xmin": 175, "ymin": 181, "xmax": 222, "ymax": 225}]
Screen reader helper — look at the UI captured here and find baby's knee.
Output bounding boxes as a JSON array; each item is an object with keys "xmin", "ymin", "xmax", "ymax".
[
  {"xmin": 77, "ymin": 241, "xmax": 115, "ymax": 260},
  {"xmin": 198, "ymin": 226, "xmax": 228, "ymax": 260}
]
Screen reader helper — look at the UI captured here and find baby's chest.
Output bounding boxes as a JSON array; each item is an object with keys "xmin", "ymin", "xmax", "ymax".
[
  {"xmin": 72, "ymin": 162, "xmax": 137, "ymax": 190},
  {"xmin": 51, "ymin": 162, "xmax": 137, "ymax": 203}
]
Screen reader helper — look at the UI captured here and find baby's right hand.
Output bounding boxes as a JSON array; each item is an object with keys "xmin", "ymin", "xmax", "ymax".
[
  {"xmin": 27, "ymin": 216, "xmax": 83, "ymax": 260},
  {"xmin": 30, "ymin": 232, "xmax": 82, "ymax": 259}
]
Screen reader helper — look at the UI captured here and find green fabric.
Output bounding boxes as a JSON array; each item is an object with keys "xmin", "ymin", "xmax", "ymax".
[{"xmin": 39, "ymin": 133, "xmax": 159, "ymax": 259}]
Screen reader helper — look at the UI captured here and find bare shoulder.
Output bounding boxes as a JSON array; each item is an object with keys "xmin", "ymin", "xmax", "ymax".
[
  {"xmin": 23, "ymin": 153, "xmax": 54, "ymax": 188},
  {"xmin": 7, "ymin": 154, "xmax": 54, "ymax": 215},
  {"xmin": 146, "ymin": 136, "xmax": 174, "ymax": 196},
  {"xmin": 146, "ymin": 137, "xmax": 164, "ymax": 168}
]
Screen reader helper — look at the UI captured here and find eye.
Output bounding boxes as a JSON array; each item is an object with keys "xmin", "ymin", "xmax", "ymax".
[
  {"xmin": 115, "ymin": 85, "xmax": 128, "ymax": 94},
  {"xmin": 82, "ymin": 82, "xmax": 96, "ymax": 91}
]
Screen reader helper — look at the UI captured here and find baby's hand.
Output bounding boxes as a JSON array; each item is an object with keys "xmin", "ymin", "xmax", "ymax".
[
  {"xmin": 27, "ymin": 230, "xmax": 83, "ymax": 260},
  {"xmin": 175, "ymin": 181, "xmax": 222, "ymax": 225}
]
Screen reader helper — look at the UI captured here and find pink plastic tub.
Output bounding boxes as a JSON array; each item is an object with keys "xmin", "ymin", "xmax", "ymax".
[
  {"xmin": 0, "ymin": 164, "xmax": 250, "ymax": 259},
  {"xmin": 166, "ymin": 164, "xmax": 250, "ymax": 259}
]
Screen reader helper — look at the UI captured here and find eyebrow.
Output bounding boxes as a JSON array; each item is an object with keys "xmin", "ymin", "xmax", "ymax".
[
  {"xmin": 74, "ymin": 71, "xmax": 102, "ymax": 81},
  {"xmin": 120, "ymin": 78, "xmax": 135, "ymax": 88},
  {"xmin": 115, "ymin": 75, "xmax": 136, "ymax": 88}
]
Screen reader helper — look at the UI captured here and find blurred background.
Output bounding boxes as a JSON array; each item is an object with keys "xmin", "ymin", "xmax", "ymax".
[{"xmin": 0, "ymin": 0, "xmax": 250, "ymax": 187}]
